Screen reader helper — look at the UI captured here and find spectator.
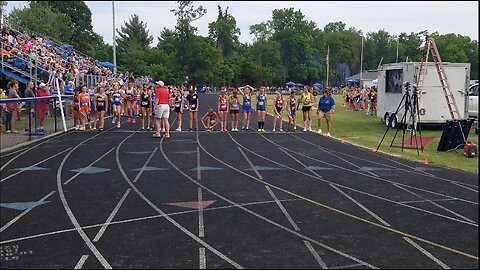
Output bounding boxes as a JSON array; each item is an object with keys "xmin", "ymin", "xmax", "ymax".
[
  {"xmin": 5, "ymin": 80, "xmax": 20, "ymax": 134},
  {"xmin": 316, "ymin": 89, "xmax": 335, "ymax": 137},
  {"xmin": 36, "ymin": 83, "xmax": 50, "ymax": 133},
  {"xmin": 24, "ymin": 81, "xmax": 36, "ymax": 132}
]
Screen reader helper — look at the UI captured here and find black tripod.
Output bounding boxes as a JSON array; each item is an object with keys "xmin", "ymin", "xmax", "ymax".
[{"xmin": 377, "ymin": 82, "xmax": 424, "ymax": 155}]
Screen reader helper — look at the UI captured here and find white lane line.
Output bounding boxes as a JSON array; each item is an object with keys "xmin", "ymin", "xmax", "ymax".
[
  {"xmin": 329, "ymin": 263, "xmax": 365, "ymax": 269},
  {"xmin": 93, "ymin": 188, "xmax": 132, "ymax": 242},
  {"xmin": 402, "ymin": 237, "xmax": 450, "ymax": 269},
  {"xmin": 199, "ymin": 247, "xmax": 206, "ymax": 269},
  {"xmin": 64, "ymin": 147, "xmax": 115, "ymax": 185},
  {"xmin": 238, "ymin": 147, "xmax": 262, "ymax": 179},
  {"xmin": 0, "ymin": 191, "xmax": 56, "ymax": 233},
  {"xmin": 0, "ymin": 130, "xmax": 71, "ymax": 171},
  {"xmin": 198, "ymin": 187, "xmax": 205, "ymax": 238},
  {"xmin": 197, "ymin": 147, "xmax": 205, "ymax": 237},
  {"xmin": 74, "ymin": 255, "xmax": 89, "ymax": 269},
  {"xmin": 278, "ymin": 147, "xmax": 322, "ymax": 179},
  {"xmin": 1, "ymin": 199, "xmax": 302, "ymax": 245},
  {"xmin": 56, "ymin": 126, "xmax": 122, "ymax": 269},
  {"xmin": 235, "ymin": 135, "xmax": 478, "ymax": 225},
  {"xmin": 133, "ymin": 148, "xmax": 158, "ymax": 183},
  {"xmin": 394, "ymin": 184, "xmax": 476, "ymax": 224},
  {"xmin": 197, "ymin": 147, "xmax": 201, "ymax": 180},
  {"xmin": 265, "ymin": 186, "xmax": 300, "ymax": 231},
  {"xmin": 329, "ymin": 184, "xmax": 391, "ymax": 227},
  {"xmin": 118, "ymin": 136, "xmax": 243, "ymax": 269},
  {"xmin": 1, "ymin": 148, "xmax": 72, "ymax": 183},
  {"xmin": 258, "ymin": 133, "xmax": 478, "ymax": 206},
  {"xmin": 303, "ymin": 240, "xmax": 327, "ymax": 269},
  {"xmin": 398, "ymin": 198, "xmax": 458, "ymax": 204}
]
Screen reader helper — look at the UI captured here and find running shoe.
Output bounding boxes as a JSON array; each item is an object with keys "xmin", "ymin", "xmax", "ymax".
[
  {"xmin": 82, "ymin": 127, "xmax": 86, "ymax": 131},
  {"xmin": 127, "ymin": 117, "xmax": 131, "ymax": 123},
  {"xmin": 303, "ymin": 128, "xmax": 307, "ymax": 132},
  {"xmin": 161, "ymin": 128, "xmax": 166, "ymax": 132},
  {"xmin": 317, "ymin": 129, "xmax": 322, "ymax": 134},
  {"xmin": 99, "ymin": 128, "xmax": 104, "ymax": 131},
  {"xmin": 272, "ymin": 129, "xmax": 276, "ymax": 132},
  {"xmin": 153, "ymin": 133, "xmax": 161, "ymax": 138},
  {"xmin": 112, "ymin": 117, "xmax": 116, "ymax": 124},
  {"xmin": 308, "ymin": 127, "xmax": 312, "ymax": 132},
  {"xmin": 117, "ymin": 123, "xmax": 121, "ymax": 128},
  {"xmin": 258, "ymin": 128, "xmax": 262, "ymax": 132},
  {"xmin": 241, "ymin": 127, "xmax": 245, "ymax": 131},
  {"xmin": 279, "ymin": 128, "xmax": 283, "ymax": 132},
  {"xmin": 175, "ymin": 127, "xmax": 181, "ymax": 131},
  {"xmin": 326, "ymin": 132, "xmax": 331, "ymax": 137},
  {"xmin": 11, "ymin": 130, "xmax": 18, "ymax": 134},
  {"xmin": 140, "ymin": 127, "xmax": 145, "ymax": 131},
  {"xmin": 231, "ymin": 128, "xmax": 235, "ymax": 132},
  {"xmin": 207, "ymin": 129, "xmax": 211, "ymax": 132},
  {"xmin": 164, "ymin": 134, "xmax": 170, "ymax": 139},
  {"xmin": 132, "ymin": 118, "xmax": 136, "ymax": 124}
]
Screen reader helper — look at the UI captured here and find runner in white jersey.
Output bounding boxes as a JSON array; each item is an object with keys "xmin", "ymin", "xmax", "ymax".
[{"xmin": 125, "ymin": 78, "xmax": 137, "ymax": 124}]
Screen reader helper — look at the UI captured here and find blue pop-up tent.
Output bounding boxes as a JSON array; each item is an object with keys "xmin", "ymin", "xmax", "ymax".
[
  {"xmin": 296, "ymin": 83, "xmax": 304, "ymax": 87},
  {"xmin": 313, "ymin": 83, "xmax": 322, "ymax": 88},
  {"xmin": 100, "ymin": 62, "xmax": 115, "ymax": 68}
]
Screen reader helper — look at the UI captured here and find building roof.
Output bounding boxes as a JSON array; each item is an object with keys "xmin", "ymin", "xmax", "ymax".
[{"xmin": 346, "ymin": 71, "xmax": 378, "ymax": 81}]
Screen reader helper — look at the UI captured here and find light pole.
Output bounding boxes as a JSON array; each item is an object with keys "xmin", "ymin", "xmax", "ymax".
[
  {"xmin": 326, "ymin": 45, "xmax": 329, "ymax": 88},
  {"xmin": 360, "ymin": 35, "xmax": 364, "ymax": 87},
  {"xmin": 112, "ymin": 1, "xmax": 117, "ymax": 75},
  {"xmin": 396, "ymin": 36, "xmax": 399, "ymax": 63}
]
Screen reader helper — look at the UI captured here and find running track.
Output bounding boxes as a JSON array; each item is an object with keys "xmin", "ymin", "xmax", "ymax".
[{"xmin": 0, "ymin": 93, "xmax": 478, "ymax": 269}]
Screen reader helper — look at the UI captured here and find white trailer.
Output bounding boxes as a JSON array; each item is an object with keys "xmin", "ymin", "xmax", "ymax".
[{"xmin": 377, "ymin": 62, "xmax": 470, "ymax": 126}]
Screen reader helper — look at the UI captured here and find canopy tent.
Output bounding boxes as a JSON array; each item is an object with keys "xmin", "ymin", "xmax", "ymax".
[
  {"xmin": 59, "ymin": 44, "xmax": 74, "ymax": 51},
  {"xmin": 100, "ymin": 61, "xmax": 116, "ymax": 68},
  {"xmin": 286, "ymin": 81, "xmax": 296, "ymax": 86},
  {"xmin": 296, "ymin": 83, "xmax": 304, "ymax": 87},
  {"xmin": 372, "ymin": 79, "xmax": 378, "ymax": 87},
  {"xmin": 346, "ymin": 79, "xmax": 360, "ymax": 85},
  {"xmin": 313, "ymin": 83, "xmax": 322, "ymax": 89}
]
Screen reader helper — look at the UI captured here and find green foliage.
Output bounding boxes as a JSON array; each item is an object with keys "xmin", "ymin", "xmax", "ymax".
[
  {"xmin": 208, "ymin": 5, "xmax": 241, "ymax": 57},
  {"xmin": 6, "ymin": 2, "xmax": 74, "ymax": 42}
]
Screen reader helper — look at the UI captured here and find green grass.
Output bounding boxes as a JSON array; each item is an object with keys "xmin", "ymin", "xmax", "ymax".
[{"xmin": 266, "ymin": 94, "xmax": 478, "ymax": 174}]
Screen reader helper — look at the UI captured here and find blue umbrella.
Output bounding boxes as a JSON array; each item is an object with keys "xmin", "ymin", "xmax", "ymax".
[
  {"xmin": 100, "ymin": 62, "xmax": 115, "ymax": 68},
  {"xmin": 59, "ymin": 44, "xmax": 74, "ymax": 51},
  {"xmin": 286, "ymin": 81, "xmax": 296, "ymax": 86}
]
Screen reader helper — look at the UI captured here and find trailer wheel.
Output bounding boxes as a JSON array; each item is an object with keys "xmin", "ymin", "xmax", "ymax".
[
  {"xmin": 389, "ymin": 113, "xmax": 398, "ymax": 129},
  {"xmin": 383, "ymin": 113, "xmax": 390, "ymax": 126}
]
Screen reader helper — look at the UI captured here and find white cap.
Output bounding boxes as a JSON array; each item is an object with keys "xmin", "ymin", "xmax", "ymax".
[
  {"xmin": 155, "ymin": 80, "xmax": 164, "ymax": 86},
  {"xmin": 39, "ymin": 83, "xmax": 46, "ymax": 88}
]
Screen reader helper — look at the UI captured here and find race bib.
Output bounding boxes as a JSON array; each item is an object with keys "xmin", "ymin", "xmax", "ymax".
[
  {"xmin": 141, "ymin": 101, "xmax": 149, "ymax": 106},
  {"xmin": 98, "ymin": 101, "xmax": 105, "ymax": 107},
  {"xmin": 258, "ymin": 101, "xmax": 264, "ymax": 106}
]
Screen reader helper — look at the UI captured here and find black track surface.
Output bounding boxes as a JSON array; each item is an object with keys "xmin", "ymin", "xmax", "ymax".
[{"xmin": 0, "ymin": 93, "xmax": 478, "ymax": 269}]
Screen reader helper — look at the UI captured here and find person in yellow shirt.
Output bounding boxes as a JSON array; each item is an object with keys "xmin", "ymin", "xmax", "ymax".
[{"xmin": 297, "ymin": 86, "xmax": 315, "ymax": 132}]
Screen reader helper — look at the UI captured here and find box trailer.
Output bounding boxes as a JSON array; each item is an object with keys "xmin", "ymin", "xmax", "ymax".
[{"xmin": 377, "ymin": 62, "xmax": 470, "ymax": 126}]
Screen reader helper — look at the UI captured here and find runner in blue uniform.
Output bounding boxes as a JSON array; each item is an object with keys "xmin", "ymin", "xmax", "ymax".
[{"xmin": 239, "ymin": 85, "xmax": 254, "ymax": 131}]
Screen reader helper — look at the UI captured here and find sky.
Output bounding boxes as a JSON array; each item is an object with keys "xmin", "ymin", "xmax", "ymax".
[{"xmin": 4, "ymin": 1, "xmax": 479, "ymax": 46}]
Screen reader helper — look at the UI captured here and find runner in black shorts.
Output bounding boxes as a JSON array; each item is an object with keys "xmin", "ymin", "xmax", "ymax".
[{"xmin": 140, "ymin": 84, "xmax": 152, "ymax": 130}]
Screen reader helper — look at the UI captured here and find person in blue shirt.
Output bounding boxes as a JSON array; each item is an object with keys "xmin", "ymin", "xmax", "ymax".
[{"xmin": 316, "ymin": 90, "xmax": 335, "ymax": 136}]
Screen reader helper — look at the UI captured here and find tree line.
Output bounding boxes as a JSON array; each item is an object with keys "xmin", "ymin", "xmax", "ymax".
[{"xmin": 4, "ymin": 1, "xmax": 479, "ymax": 86}]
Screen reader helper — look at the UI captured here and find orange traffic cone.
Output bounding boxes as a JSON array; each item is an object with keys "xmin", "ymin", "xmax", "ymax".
[{"xmin": 423, "ymin": 159, "xmax": 429, "ymax": 165}]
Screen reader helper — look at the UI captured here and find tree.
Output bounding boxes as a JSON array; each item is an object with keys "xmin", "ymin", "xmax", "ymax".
[
  {"xmin": 33, "ymin": 1, "xmax": 96, "ymax": 54},
  {"xmin": 170, "ymin": 1, "xmax": 206, "ymax": 69},
  {"xmin": 0, "ymin": 1, "xmax": 7, "ymax": 21},
  {"xmin": 116, "ymin": 14, "xmax": 153, "ymax": 72},
  {"xmin": 6, "ymin": 2, "xmax": 73, "ymax": 42},
  {"xmin": 208, "ymin": 5, "xmax": 241, "ymax": 57}
]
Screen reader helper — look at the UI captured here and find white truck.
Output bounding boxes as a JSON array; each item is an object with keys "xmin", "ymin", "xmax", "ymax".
[{"xmin": 377, "ymin": 62, "xmax": 471, "ymax": 127}]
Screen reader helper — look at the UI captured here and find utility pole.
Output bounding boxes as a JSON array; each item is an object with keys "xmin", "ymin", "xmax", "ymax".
[{"xmin": 112, "ymin": 1, "xmax": 117, "ymax": 75}]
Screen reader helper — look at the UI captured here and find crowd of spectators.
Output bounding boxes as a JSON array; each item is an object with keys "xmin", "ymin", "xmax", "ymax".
[
  {"xmin": 1, "ymin": 24, "xmax": 112, "ymax": 85},
  {"xmin": 341, "ymin": 86, "xmax": 377, "ymax": 116}
]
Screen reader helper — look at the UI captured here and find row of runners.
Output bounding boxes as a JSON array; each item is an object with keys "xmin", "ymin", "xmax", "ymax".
[{"xmin": 72, "ymin": 79, "xmax": 336, "ymax": 136}]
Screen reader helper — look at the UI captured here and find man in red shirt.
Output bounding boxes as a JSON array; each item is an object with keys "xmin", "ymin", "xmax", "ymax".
[{"xmin": 153, "ymin": 80, "xmax": 170, "ymax": 138}]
